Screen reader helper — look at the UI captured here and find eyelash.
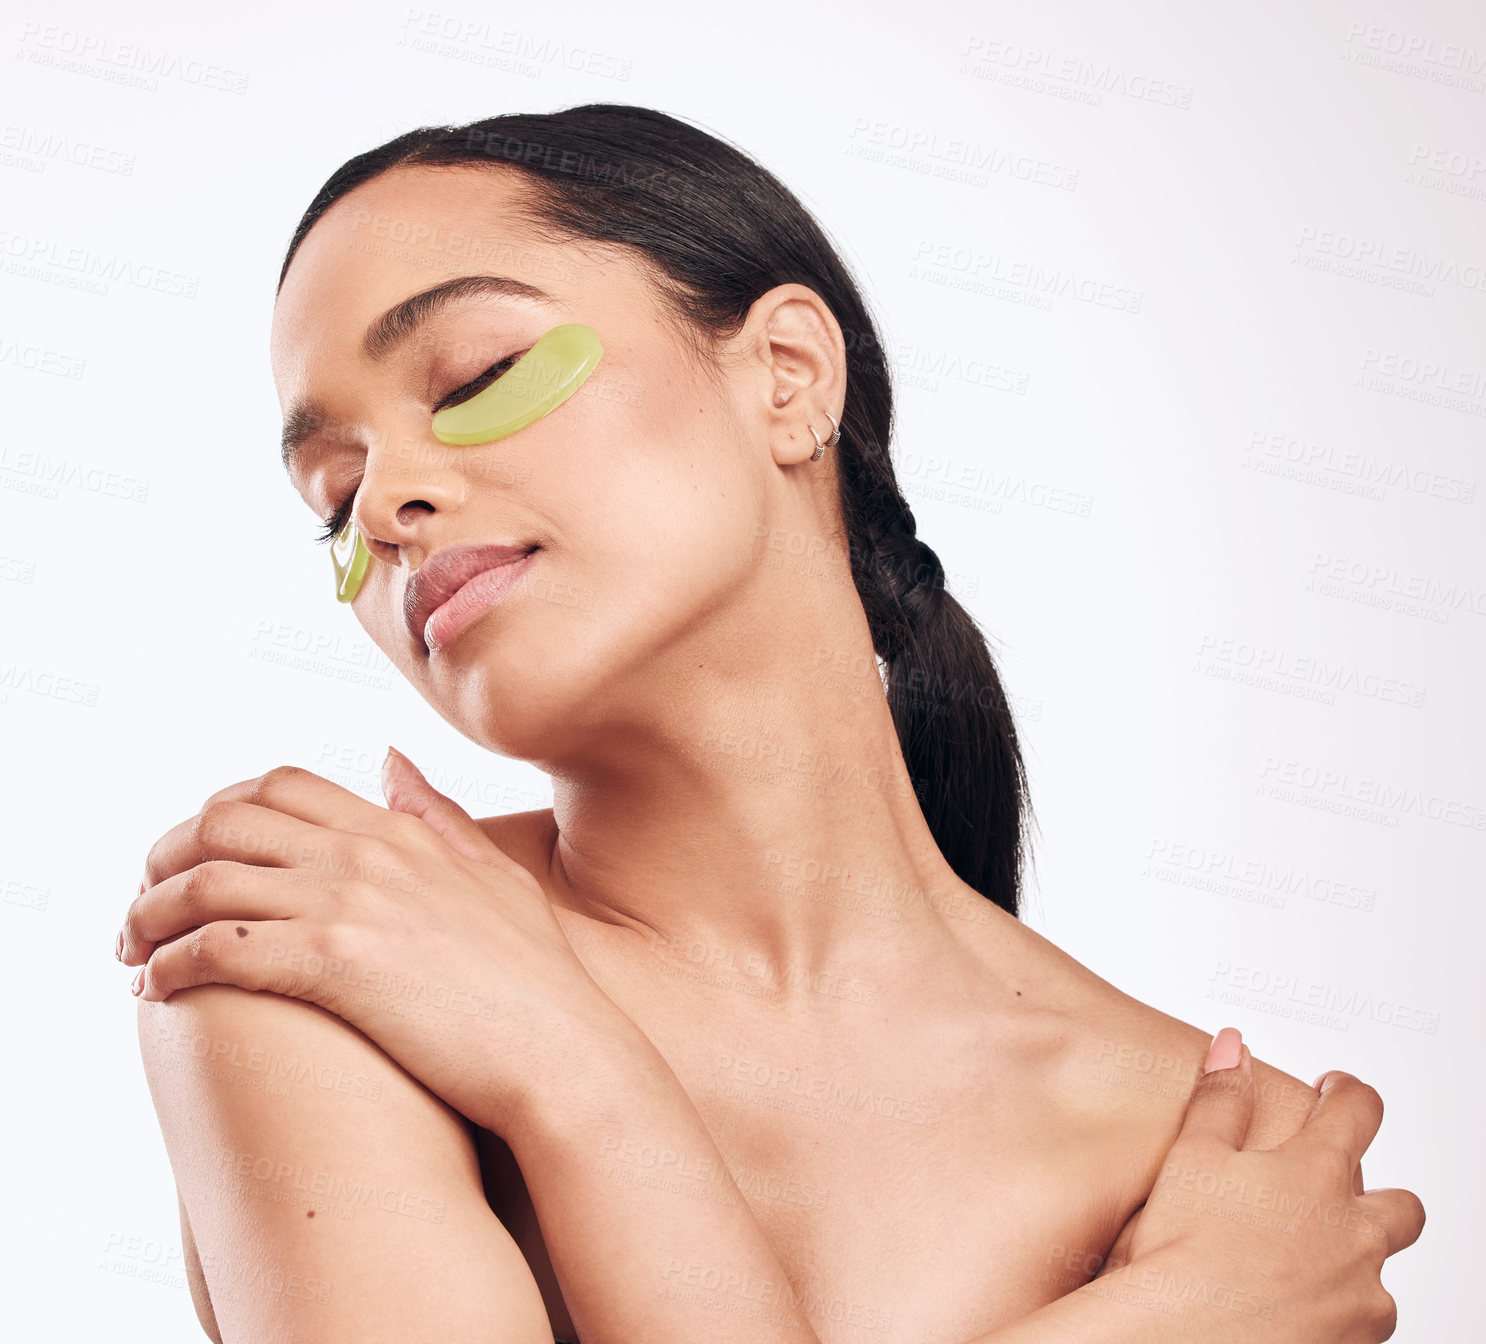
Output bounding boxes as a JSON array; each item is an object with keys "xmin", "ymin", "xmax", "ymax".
[{"xmin": 311, "ymin": 348, "xmax": 528, "ymax": 546}]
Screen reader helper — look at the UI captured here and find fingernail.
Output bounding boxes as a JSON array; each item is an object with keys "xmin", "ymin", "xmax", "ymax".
[
  {"xmin": 130, "ymin": 968, "xmax": 145, "ymax": 996},
  {"xmin": 114, "ymin": 929, "xmax": 124, "ymax": 962},
  {"xmin": 138, "ymin": 877, "xmax": 146, "ymax": 895},
  {"xmin": 1203, "ymin": 1026, "xmax": 1243, "ymax": 1074}
]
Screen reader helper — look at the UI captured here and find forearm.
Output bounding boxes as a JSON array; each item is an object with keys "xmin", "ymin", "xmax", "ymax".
[
  {"xmin": 500, "ymin": 1002, "xmax": 824, "ymax": 1344},
  {"xmin": 951, "ymin": 1253, "xmax": 1261, "ymax": 1344}
]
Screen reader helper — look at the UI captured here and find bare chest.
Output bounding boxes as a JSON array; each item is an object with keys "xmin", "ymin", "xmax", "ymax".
[{"xmin": 481, "ymin": 961, "xmax": 1141, "ymax": 1343}]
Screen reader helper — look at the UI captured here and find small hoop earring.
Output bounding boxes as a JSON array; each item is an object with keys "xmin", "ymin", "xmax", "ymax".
[
  {"xmin": 808, "ymin": 423, "xmax": 825, "ymax": 463},
  {"xmin": 823, "ymin": 410, "xmax": 841, "ymax": 448}
]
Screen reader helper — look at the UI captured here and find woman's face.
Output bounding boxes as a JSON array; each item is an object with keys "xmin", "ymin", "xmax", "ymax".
[{"xmin": 271, "ymin": 164, "xmax": 795, "ymax": 764}]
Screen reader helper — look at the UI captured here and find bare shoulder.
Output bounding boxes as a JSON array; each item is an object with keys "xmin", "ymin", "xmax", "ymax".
[
  {"xmin": 1077, "ymin": 981, "xmax": 1320, "ymax": 1149},
  {"xmin": 991, "ymin": 919, "xmax": 1320, "ymax": 1158},
  {"xmin": 136, "ymin": 984, "xmax": 552, "ymax": 1342}
]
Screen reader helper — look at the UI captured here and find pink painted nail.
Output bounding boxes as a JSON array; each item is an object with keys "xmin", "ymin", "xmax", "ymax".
[
  {"xmin": 1203, "ymin": 1026, "xmax": 1243, "ymax": 1074},
  {"xmin": 130, "ymin": 968, "xmax": 145, "ymax": 996}
]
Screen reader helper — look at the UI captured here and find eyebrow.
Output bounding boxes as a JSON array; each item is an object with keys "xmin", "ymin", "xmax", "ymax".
[{"xmin": 280, "ymin": 273, "xmax": 559, "ymax": 476}]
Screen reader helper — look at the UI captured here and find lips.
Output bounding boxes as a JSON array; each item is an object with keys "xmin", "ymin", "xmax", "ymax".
[{"xmin": 403, "ymin": 542, "xmax": 539, "ymax": 653}]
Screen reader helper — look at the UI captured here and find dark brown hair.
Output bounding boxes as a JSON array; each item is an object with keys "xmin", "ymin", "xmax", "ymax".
[{"xmin": 278, "ymin": 104, "xmax": 1037, "ymax": 917}]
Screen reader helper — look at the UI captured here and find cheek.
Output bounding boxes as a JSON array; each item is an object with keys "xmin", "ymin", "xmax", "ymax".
[{"xmin": 559, "ymin": 429, "xmax": 765, "ymax": 616}]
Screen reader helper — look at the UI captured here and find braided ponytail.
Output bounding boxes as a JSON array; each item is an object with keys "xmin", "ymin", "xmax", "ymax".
[
  {"xmin": 277, "ymin": 102, "xmax": 1036, "ymax": 917},
  {"xmin": 842, "ymin": 460, "xmax": 1033, "ymax": 917}
]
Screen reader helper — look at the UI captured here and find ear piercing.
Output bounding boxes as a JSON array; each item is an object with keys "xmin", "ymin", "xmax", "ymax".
[{"xmin": 809, "ymin": 409, "xmax": 842, "ymax": 463}]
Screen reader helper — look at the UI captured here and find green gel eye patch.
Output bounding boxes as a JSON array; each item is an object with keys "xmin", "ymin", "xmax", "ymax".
[
  {"xmin": 331, "ymin": 510, "xmax": 370, "ymax": 603},
  {"xmin": 330, "ymin": 322, "xmax": 603, "ymax": 604},
  {"xmin": 430, "ymin": 322, "xmax": 603, "ymax": 446}
]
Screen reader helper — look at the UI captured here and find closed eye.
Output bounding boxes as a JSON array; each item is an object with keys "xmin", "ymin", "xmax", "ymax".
[
  {"xmin": 311, "ymin": 348, "xmax": 531, "ymax": 546},
  {"xmin": 435, "ymin": 348, "xmax": 529, "ymax": 412}
]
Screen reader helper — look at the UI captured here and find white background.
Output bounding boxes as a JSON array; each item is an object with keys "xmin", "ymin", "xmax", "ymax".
[{"xmin": 1, "ymin": 0, "xmax": 1479, "ymax": 1338}]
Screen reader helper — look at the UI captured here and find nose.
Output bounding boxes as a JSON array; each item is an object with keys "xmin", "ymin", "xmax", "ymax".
[{"xmin": 351, "ymin": 424, "xmax": 466, "ymax": 565}]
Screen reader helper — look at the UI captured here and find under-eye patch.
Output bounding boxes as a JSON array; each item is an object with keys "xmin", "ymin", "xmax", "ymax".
[
  {"xmin": 430, "ymin": 322, "xmax": 603, "ymax": 446},
  {"xmin": 331, "ymin": 510, "xmax": 369, "ymax": 603},
  {"xmin": 330, "ymin": 322, "xmax": 603, "ymax": 605}
]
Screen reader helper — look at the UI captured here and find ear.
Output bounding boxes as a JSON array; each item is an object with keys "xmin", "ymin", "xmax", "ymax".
[{"xmin": 745, "ymin": 283, "xmax": 846, "ymax": 467}]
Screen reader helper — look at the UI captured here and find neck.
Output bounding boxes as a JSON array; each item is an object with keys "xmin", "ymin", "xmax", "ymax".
[{"xmin": 535, "ymin": 596, "xmax": 1003, "ymax": 1002}]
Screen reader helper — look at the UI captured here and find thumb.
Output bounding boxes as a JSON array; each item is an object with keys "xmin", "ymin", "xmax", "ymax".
[
  {"xmin": 1176, "ymin": 1027, "xmax": 1255, "ymax": 1152},
  {"xmin": 380, "ymin": 746, "xmax": 499, "ymax": 864}
]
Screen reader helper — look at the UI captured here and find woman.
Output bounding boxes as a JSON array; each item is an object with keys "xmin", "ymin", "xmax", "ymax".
[{"xmin": 122, "ymin": 104, "xmax": 1423, "ymax": 1343}]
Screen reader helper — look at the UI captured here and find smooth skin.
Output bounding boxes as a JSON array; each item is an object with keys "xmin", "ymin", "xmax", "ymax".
[
  {"xmin": 130, "ymin": 760, "xmax": 1422, "ymax": 1344},
  {"xmin": 130, "ymin": 162, "xmax": 1424, "ymax": 1343}
]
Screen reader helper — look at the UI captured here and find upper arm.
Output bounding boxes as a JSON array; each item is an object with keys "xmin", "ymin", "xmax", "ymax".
[
  {"xmin": 1092, "ymin": 1029, "xmax": 1323, "ymax": 1276},
  {"xmin": 179, "ymin": 1189, "xmax": 223, "ymax": 1342},
  {"xmin": 137, "ymin": 984, "xmax": 553, "ymax": 1344}
]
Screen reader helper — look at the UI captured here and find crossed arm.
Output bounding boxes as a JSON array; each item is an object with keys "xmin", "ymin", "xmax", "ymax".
[{"xmin": 140, "ymin": 980, "xmax": 1388, "ymax": 1344}]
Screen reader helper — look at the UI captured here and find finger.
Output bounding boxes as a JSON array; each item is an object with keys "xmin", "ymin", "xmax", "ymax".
[
  {"xmin": 380, "ymin": 746, "xmax": 522, "ymax": 870},
  {"xmin": 132, "ymin": 918, "xmax": 327, "ymax": 1004},
  {"xmin": 202, "ymin": 763, "xmax": 396, "ymax": 837},
  {"xmin": 1359, "ymin": 1187, "xmax": 1426, "ymax": 1257},
  {"xmin": 1281, "ymin": 1071, "xmax": 1384, "ymax": 1167},
  {"xmin": 1173, "ymin": 1030, "xmax": 1256, "ymax": 1153},
  {"xmin": 120, "ymin": 860, "xmax": 330, "ymax": 966},
  {"xmin": 143, "ymin": 799, "xmax": 353, "ymax": 891}
]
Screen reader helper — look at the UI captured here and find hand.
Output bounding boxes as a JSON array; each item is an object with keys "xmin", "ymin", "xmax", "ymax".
[
  {"xmin": 1097, "ymin": 1032, "xmax": 1424, "ymax": 1343},
  {"xmin": 118, "ymin": 751, "xmax": 610, "ymax": 1137}
]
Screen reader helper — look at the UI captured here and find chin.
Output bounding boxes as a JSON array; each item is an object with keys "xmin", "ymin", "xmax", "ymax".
[{"xmin": 421, "ymin": 640, "xmax": 580, "ymax": 765}]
